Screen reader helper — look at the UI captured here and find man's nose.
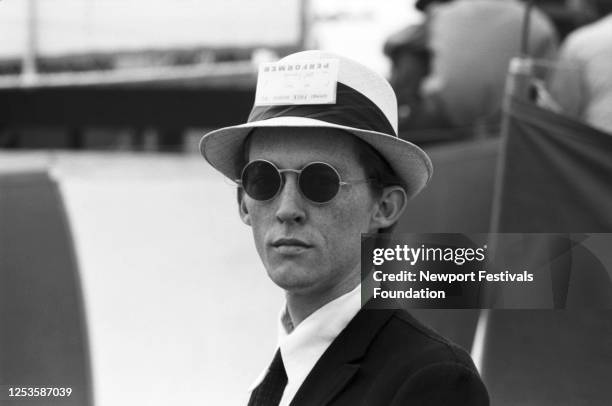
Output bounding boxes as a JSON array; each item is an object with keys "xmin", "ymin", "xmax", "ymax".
[{"xmin": 275, "ymin": 174, "xmax": 306, "ymax": 224}]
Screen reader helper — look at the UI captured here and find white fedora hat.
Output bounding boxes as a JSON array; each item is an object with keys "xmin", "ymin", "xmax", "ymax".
[{"xmin": 199, "ymin": 50, "xmax": 433, "ymax": 199}]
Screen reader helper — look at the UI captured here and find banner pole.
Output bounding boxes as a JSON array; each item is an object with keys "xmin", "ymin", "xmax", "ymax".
[
  {"xmin": 521, "ymin": 0, "xmax": 535, "ymax": 57},
  {"xmin": 22, "ymin": 0, "xmax": 39, "ymax": 86}
]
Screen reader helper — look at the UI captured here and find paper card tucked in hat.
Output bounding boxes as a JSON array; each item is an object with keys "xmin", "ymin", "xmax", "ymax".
[{"xmin": 254, "ymin": 58, "xmax": 339, "ymax": 106}]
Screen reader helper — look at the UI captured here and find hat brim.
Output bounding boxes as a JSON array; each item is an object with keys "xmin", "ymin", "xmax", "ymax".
[{"xmin": 200, "ymin": 116, "xmax": 433, "ymax": 199}]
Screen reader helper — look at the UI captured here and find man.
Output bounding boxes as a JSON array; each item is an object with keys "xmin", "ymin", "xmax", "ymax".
[
  {"xmin": 200, "ymin": 50, "xmax": 489, "ymax": 405},
  {"xmin": 416, "ymin": 0, "xmax": 557, "ymax": 132},
  {"xmin": 550, "ymin": 0, "xmax": 612, "ymax": 133},
  {"xmin": 383, "ymin": 23, "xmax": 431, "ymax": 132}
]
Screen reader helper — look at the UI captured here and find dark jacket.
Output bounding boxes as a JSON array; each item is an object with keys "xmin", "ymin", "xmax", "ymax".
[{"xmin": 289, "ymin": 307, "xmax": 489, "ymax": 405}]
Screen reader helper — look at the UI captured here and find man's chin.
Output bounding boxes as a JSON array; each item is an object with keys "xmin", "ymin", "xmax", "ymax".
[{"xmin": 266, "ymin": 267, "xmax": 319, "ymax": 293}]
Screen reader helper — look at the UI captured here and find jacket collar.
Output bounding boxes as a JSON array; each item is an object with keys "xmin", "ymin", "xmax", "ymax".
[{"xmin": 289, "ymin": 306, "xmax": 395, "ymax": 405}]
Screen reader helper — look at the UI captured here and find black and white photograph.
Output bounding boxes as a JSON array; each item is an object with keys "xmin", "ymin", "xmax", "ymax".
[{"xmin": 1, "ymin": 1, "xmax": 611, "ymax": 405}]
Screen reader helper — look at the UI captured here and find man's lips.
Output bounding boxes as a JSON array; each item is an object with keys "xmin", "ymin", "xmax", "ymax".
[{"xmin": 271, "ymin": 238, "xmax": 312, "ymax": 248}]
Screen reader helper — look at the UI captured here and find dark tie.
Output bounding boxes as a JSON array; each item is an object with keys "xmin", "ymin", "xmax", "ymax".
[{"xmin": 248, "ymin": 349, "xmax": 288, "ymax": 406}]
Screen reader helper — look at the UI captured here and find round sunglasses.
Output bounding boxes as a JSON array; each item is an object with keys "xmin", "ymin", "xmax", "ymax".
[{"xmin": 236, "ymin": 159, "xmax": 372, "ymax": 204}]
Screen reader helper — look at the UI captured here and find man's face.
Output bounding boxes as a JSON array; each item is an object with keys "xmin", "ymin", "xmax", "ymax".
[{"xmin": 240, "ymin": 127, "xmax": 379, "ymax": 297}]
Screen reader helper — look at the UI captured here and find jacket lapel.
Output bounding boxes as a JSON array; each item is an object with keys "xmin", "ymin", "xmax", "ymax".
[{"xmin": 289, "ymin": 307, "xmax": 395, "ymax": 406}]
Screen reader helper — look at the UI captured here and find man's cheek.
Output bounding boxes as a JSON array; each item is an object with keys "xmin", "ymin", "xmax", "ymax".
[{"xmin": 250, "ymin": 224, "xmax": 268, "ymax": 263}]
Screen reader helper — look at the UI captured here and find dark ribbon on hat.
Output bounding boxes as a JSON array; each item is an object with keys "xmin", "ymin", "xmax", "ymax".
[{"xmin": 248, "ymin": 82, "xmax": 397, "ymax": 137}]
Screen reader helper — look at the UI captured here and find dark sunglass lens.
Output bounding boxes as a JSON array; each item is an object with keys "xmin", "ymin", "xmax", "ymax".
[
  {"xmin": 242, "ymin": 161, "xmax": 281, "ymax": 201},
  {"xmin": 300, "ymin": 163, "xmax": 340, "ymax": 203}
]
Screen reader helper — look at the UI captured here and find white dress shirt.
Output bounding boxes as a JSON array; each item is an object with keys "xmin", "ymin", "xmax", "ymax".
[{"xmin": 248, "ymin": 284, "xmax": 362, "ymax": 406}]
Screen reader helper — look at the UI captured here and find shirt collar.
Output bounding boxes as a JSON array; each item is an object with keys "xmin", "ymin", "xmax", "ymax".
[
  {"xmin": 248, "ymin": 283, "xmax": 362, "ymax": 393},
  {"xmin": 277, "ymin": 284, "xmax": 362, "ymax": 392}
]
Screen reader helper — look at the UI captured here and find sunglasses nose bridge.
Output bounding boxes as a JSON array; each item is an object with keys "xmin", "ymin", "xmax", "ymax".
[
  {"xmin": 277, "ymin": 168, "xmax": 301, "ymax": 187},
  {"xmin": 276, "ymin": 168, "xmax": 302, "ymax": 196},
  {"xmin": 278, "ymin": 168, "xmax": 301, "ymax": 176}
]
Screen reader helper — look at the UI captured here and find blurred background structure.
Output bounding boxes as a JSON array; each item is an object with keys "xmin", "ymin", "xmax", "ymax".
[
  {"xmin": 1, "ymin": 0, "xmax": 611, "ymax": 405},
  {"xmin": 0, "ymin": 0, "xmax": 421, "ymax": 151},
  {"xmin": 0, "ymin": 0, "xmax": 606, "ymax": 149}
]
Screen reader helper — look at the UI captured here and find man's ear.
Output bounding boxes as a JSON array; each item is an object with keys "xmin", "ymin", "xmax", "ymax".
[
  {"xmin": 369, "ymin": 186, "xmax": 408, "ymax": 231},
  {"xmin": 237, "ymin": 189, "xmax": 251, "ymax": 226}
]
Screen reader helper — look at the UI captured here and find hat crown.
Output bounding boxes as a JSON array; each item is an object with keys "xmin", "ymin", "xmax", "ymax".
[{"xmin": 277, "ymin": 50, "xmax": 398, "ymax": 135}]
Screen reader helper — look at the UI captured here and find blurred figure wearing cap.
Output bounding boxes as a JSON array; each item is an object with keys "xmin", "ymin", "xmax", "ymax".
[{"xmin": 200, "ymin": 50, "xmax": 488, "ymax": 406}]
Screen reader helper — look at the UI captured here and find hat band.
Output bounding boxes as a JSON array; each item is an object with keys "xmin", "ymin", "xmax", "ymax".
[{"xmin": 247, "ymin": 82, "xmax": 397, "ymax": 136}]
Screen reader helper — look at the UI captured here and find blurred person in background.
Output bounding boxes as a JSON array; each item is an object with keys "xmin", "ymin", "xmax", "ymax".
[
  {"xmin": 549, "ymin": 0, "xmax": 612, "ymax": 134},
  {"xmin": 394, "ymin": 0, "xmax": 558, "ymax": 140},
  {"xmin": 383, "ymin": 23, "xmax": 434, "ymax": 133},
  {"xmin": 200, "ymin": 50, "xmax": 489, "ymax": 406}
]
